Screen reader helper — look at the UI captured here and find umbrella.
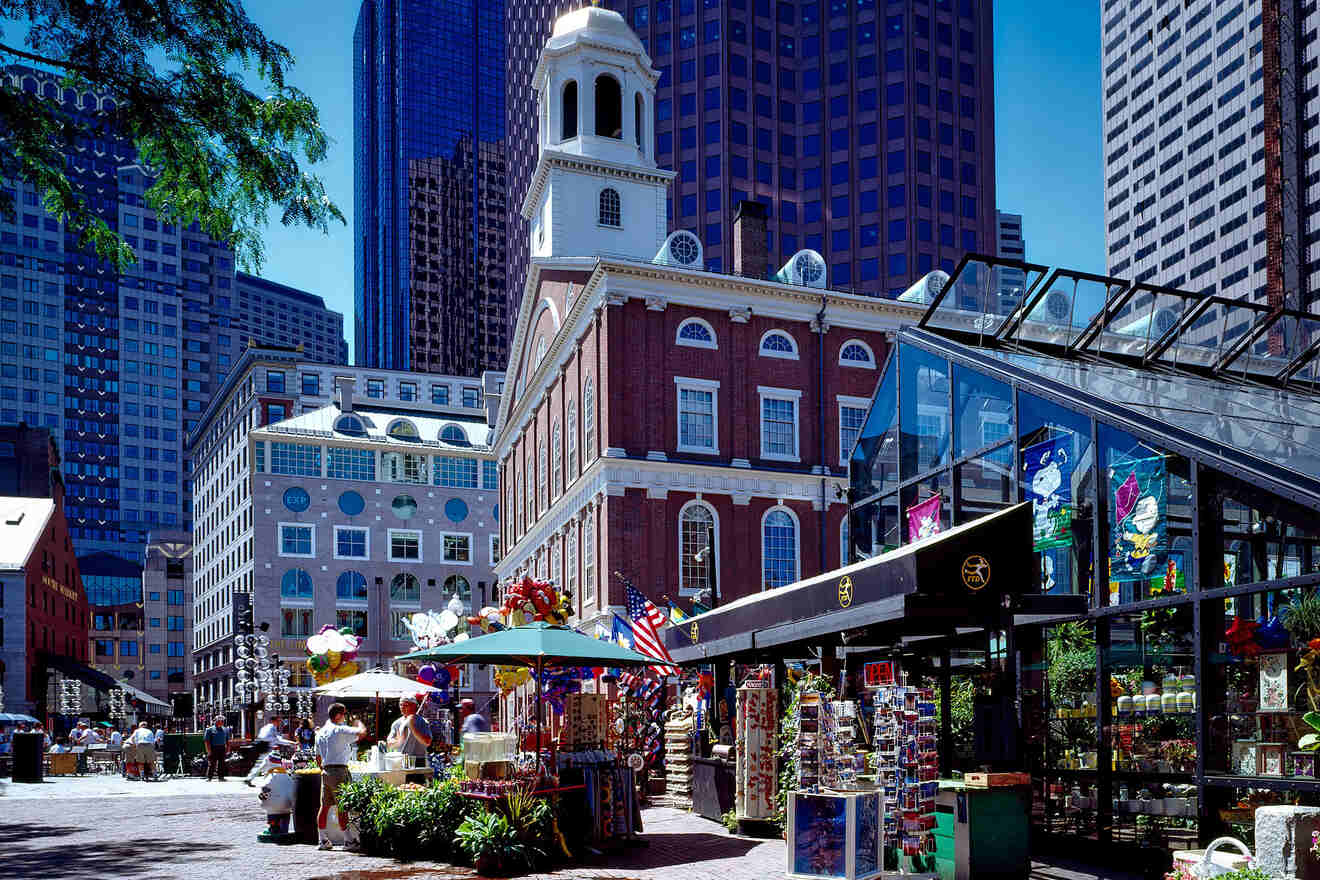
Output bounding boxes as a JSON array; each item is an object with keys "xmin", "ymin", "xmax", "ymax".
[
  {"xmin": 398, "ymin": 622, "xmax": 656, "ymax": 766},
  {"xmin": 315, "ymin": 669, "xmax": 441, "ymax": 740},
  {"xmin": 0, "ymin": 713, "xmax": 39, "ymax": 724}
]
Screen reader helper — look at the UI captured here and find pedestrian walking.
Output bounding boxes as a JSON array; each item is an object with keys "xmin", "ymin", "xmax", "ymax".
[
  {"xmin": 314, "ymin": 703, "xmax": 365, "ymax": 851},
  {"xmin": 245, "ymin": 714, "xmax": 296, "ymax": 786},
  {"xmin": 204, "ymin": 716, "xmax": 230, "ymax": 781},
  {"xmin": 296, "ymin": 717, "xmax": 316, "ymax": 750}
]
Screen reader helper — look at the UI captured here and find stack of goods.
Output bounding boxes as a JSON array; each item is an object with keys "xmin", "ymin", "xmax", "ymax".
[
  {"xmin": 462, "ymin": 731, "xmax": 518, "ymax": 780},
  {"xmin": 795, "ymin": 691, "xmax": 822, "ymax": 790},
  {"xmin": 735, "ymin": 683, "xmax": 778, "ymax": 820},
  {"xmin": 561, "ymin": 693, "xmax": 608, "ymax": 749},
  {"xmin": 873, "ymin": 685, "xmax": 937, "ymax": 867},
  {"xmin": 664, "ymin": 710, "xmax": 695, "ymax": 804},
  {"xmin": 559, "ymin": 751, "xmax": 644, "ymax": 844}
]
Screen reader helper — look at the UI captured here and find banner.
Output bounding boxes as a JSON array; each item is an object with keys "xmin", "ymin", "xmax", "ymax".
[
  {"xmin": 906, "ymin": 493, "xmax": 943, "ymax": 543},
  {"xmin": 1107, "ymin": 455, "xmax": 1168, "ymax": 584},
  {"xmin": 1022, "ymin": 436, "xmax": 1074, "ymax": 550}
]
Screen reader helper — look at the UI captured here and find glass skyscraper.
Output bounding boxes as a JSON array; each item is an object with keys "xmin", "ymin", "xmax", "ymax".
[
  {"xmin": 354, "ymin": 0, "xmax": 509, "ymax": 376},
  {"xmin": 506, "ymin": 0, "xmax": 998, "ymax": 330}
]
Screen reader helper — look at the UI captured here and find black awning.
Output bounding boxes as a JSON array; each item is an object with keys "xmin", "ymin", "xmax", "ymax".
[
  {"xmin": 666, "ymin": 502, "xmax": 1075, "ymax": 663},
  {"xmin": 41, "ymin": 654, "xmax": 173, "ymax": 712}
]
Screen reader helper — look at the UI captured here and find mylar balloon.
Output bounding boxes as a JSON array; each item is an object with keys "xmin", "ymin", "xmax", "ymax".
[
  {"xmin": 434, "ymin": 667, "xmax": 452, "ymax": 688},
  {"xmin": 418, "ymin": 664, "xmax": 437, "ymax": 685}
]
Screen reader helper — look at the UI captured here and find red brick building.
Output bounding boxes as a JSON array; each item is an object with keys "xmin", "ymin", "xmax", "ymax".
[{"xmin": 492, "ymin": 9, "xmax": 923, "ymax": 627}]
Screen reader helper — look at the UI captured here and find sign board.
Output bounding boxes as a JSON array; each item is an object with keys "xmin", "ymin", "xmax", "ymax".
[{"xmin": 863, "ymin": 661, "xmax": 895, "ymax": 688}]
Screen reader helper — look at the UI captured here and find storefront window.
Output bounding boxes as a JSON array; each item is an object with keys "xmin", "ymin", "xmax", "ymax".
[
  {"xmin": 899, "ymin": 344, "xmax": 950, "ymax": 479},
  {"xmin": 850, "ymin": 360, "xmax": 898, "ymax": 500},
  {"xmin": 1099, "ymin": 424, "xmax": 1193, "ymax": 604},
  {"xmin": 900, "ymin": 471, "xmax": 951, "ymax": 542},
  {"xmin": 1019, "ymin": 391, "xmax": 1095, "ymax": 599},
  {"xmin": 1210, "ymin": 468, "xmax": 1320, "ymax": 590},
  {"xmin": 956, "ymin": 444, "xmax": 1013, "ymax": 523},
  {"xmin": 952, "ymin": 364, "xmax": 1012, "ymax": 458}
]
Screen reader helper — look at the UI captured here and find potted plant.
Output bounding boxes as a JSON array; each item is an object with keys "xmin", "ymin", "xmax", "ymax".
[{"xmin": 457, "ymin": 809, "xmax": 534, "ymax": 875}]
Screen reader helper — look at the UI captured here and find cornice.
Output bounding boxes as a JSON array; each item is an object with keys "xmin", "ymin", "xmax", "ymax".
[{"xmin": 520, "ymin": 150, "xmax": 676, "ymax": 220}]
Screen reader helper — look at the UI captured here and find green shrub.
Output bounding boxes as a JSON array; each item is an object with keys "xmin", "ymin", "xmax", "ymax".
[
  {"xmin": 337, "ymin": 775, "xmax": 479, "ymax": 862},
  {"xmin": 457, "ymin": 808, "xmax": 540, "ymax": 874}
]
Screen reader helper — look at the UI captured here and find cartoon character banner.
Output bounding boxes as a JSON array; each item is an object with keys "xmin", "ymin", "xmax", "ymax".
[
  {"xmin": 1107, "ymin": 454, "xmax": 1168, "ymax": 583},
  {"xmin": 1022, "ymin": 436, "xmax": 1074, "ymax": 550},
  {"xmin": 906, "ymin": 493, "xmax": 943, "ymax": 544}
]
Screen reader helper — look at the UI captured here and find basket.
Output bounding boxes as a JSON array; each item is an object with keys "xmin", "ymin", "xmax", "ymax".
[{"xmin": 1172, "ymin": 837, "xmax": 1251, "ymax": 879}]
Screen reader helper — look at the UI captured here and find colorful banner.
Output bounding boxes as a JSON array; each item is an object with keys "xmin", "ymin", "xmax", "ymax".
[
  {"xmin": 1107, "ymin": 455, "xmax": 1168, "ymax": 584},
  {"xmin": 1022, "ymin": 436, "xmax": 1074, "ymax": 550},
  {"xmin": 906, "ymin": 493, "xmax": 943, "ymax": 543}
]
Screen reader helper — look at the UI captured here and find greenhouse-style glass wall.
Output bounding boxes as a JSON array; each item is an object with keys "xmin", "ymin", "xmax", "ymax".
[{"xmin": 849, "ymin": 324, "xmax": 1320, "ymax": 852}]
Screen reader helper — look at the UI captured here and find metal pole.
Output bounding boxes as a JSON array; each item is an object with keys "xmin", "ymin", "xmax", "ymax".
[{"xmin": 535, "ymin": 657, "xmax": 543, "ymax": 773}]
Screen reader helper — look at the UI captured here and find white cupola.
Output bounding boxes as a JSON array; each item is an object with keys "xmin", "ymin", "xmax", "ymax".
[{"xmin": 521, "ymin": 6, "xmax": 676, "ymax": 264}]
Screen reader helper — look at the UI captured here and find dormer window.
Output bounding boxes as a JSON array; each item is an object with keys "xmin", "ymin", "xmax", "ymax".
[
  {"xmin": 595, "ymin": 74, "xmax": 622, "ymax": 138},
  {"xmin": 599, "ymin": 188, "xmax": 621, "ymax": 227},
  {"xmin": 562, "ymin": 80, "xmax": 578, "ymax": 140}
]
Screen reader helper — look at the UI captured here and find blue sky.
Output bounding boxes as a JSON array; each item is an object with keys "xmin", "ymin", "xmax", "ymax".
[{"xmin": 245, "ymin": 0, "xmax": 1106, "ymax": 363}]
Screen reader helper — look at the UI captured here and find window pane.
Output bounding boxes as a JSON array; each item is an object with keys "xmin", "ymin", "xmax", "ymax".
[
  {"xmin": 762, "ymin": 510, "xmax": 797, "ymax": 589},
  {"xmin": 953, "ymin": 363, "xmax": 1013, "ymax": 458},
  {"xmin": 850, "ymin": 359, "xmax": 898, "ymax": 498},
  {"xmin": 898, "ymin": 344, "xmax": 950, "ymax": 478}
]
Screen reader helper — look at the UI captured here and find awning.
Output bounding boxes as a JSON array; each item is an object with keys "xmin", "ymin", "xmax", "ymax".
[
  {"xmin": 41, "ymin": 654, "xmax": 173, "ymax": 712},
  {"xmin": 666, "ymin": 502, "xmax": 1086, "ymax": 663}
]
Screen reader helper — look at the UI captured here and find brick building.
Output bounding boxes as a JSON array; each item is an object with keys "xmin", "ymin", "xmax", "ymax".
[{"xmin": 492, "ymin": 8, "xmax": 923, "ymax": 625}]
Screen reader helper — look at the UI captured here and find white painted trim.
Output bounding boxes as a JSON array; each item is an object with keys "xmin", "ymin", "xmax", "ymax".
[
  {"xmin": 672, "ymin": 375, "xmax": 721, "ymax": 389},
  {"xmin": 758, "ymin": 387, "xmax": 801, "ymax": 462},
  {"xmin": 760, "ymin": 504, "xmax": 801, "ymax": 591},
  {"xmin": 837, "ymin": 397, "xmax": 871, "ymax": 467},
  {"xmin": 839, "ymin": 338, "xmax": 877, "ymax": 368},
  {"xmin": 758, "ymin": 329, "xmax": 800, "ymax": 360},
  {"xmin": 332, "ymin": 524, "xmax": 370, "ymax": 561},
  {"xmin": 388, "ymin": 571, "xmax": 423, "ymax": 603},
  {"xmin": 387, "ymin": 528, "xmax": 424, "ymax": 563},
  {"xmin": 441, "ymin": 531, "xmax": 475, "ymax": 566},
  {"xmin": 276, "ymin": 522, "xmax": 315, "ymax": 559},
  {"xmin": 675, "ymin": 317, "xmax": 718, "ymax": 349},
  {"xmin": 675, "ymin": 378, "xmax": 720, "ymax": 456}
]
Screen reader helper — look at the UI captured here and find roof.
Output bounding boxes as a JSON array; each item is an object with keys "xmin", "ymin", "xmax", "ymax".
[
  {"xmin": 550, "ymin": 7, "xmax": 644, "ymax": 53},
  {"xmin": 0, "ymin": 497, "xmax": 54, "ymax": 571},
  {"xmin": 234, "ymin": 272, "xmax": 334, "ymax": 311},
  {"xmin": 256, "ymin": 403, "xmax": 494, "ymax": 452}
]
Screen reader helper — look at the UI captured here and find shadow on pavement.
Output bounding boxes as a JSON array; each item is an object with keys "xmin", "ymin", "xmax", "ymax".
[
  {"xmin": 0, "ymin": 822, "xmax": 235, "ymax": 876},
  {"xmin": 577, "ymin": 831, "xmax": 763, "ymax": 871}
]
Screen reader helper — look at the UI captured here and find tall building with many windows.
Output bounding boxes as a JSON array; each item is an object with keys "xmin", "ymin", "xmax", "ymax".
[
  {"xmin": 233, "ymin": 274, "xmax": 347, "ymax": 366},
  {"xmin": 1101, "ymin": 0, "xmax": 1320, "ymax": 308},
  {"xmin": 505, "ymin": 0, "xmax": 998, "ymax": 331},
  {"xmin": 354, "ymin": 0, "xmax": 509, "ymax": 376},
  {"xmin": 0, "ymin": 66, "xmax": 347, "ymax": 562}
]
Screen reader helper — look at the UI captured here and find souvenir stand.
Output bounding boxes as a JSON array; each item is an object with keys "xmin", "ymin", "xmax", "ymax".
[{"xmin": 871, "ymin": 676, "xmax": 939, "ymax": 880}]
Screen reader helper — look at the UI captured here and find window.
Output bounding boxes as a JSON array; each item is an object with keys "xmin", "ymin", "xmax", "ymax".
[
  {"xmin": 399, "ymin": 382, "xmax": 417, "ymax": 402},
  {"xmin": 443, "ymin": 533, "xmax": 472, "ymax": 564},
  {"xmin": 759, "ymin": 388, "xmax": 801, "ymax": 460},
  {"xmin": 431, "ymin": 384, "xmax": 450, "ymax": 406},
  {"xmin": 336, "ymin": 570, "xmax": 368, "ymax": 602},
  {"xmin": 382, "ymin": 451, "xmax": 428, "ymax": 484},
  {"xmin": 391, "ymin": 610, "xmax": 415, "ymax": 641},
  {"xmin": 566, "ymin": 401, "xmax": 578, "ymax": 481},
  {"xmin": 443, "ymin": 574, "xmax": 471, "ymax": 608},
  {"xmin": 270, "ymin": 442, "xmax": 321, "ymax": 476},
  {"xmin": 839, "ymin": 398, "xmax": 869, "ymax": 466},
  {"xmin": 461, "ymin": 386, "xmax": 481, "ymax": 407},
  {"xmin": 334, "ymin": 526, "xmax": 368, "ymax": 560},
  {"xmin": 676, "ymin": 318, "xmax": 717, "ymax": 349},
  {"xmin": 440, "ymin": 424, "xmax": 469, "ymax": 445},
  {"xmin": 538, "ymin": 439, "xmax": 548, "ymax": 512},
  {"xmin": 583, "ymin": 508, "xmax": 596, "ymax": 604},
  {"xmin": 565, "ymin": 519, "xmax": 578, "ymax": 600},
  {"xmin": 266, "ymin": 370, "xmax": 285, "ymax": 393},
  {"xmin": 366, "ymin": 378, "xmax": 385, "ymax": 398},
  {"xmin": 676, "ymin": 378, "xmax": 719, "ymax": 453},
  {"xmin": 388, "ymin": 419, "xmax": 419, "ymax": 441},
  {"xmin": 562, "ymin": 80, "xmax": 578, "ymax": 139},
  {"xmin": 635, "ymin": 92, "xmax": 645, "ymax": 145},
  {"xmin": 334, "ymin": 414, "xmax": 367, "ymax": 437},
  {"xmin": 336, "ymin": 609, "xmax": 367, "ymax": 637},
  {"xmin": 328, "ymin": 447, "xmax": 374, "ymax": 481},
  {"xmin": 435, "ymin": 456, "xmax": 478, "ymax": 488},
  {"xmin": 482, "ymin": 460, "xmax": 498, "ymax": 490},
  {"xmin": 679, "ymin": 502, "xmax": 717, "ymax": 597},
  {"xmin": 390, "ymin": 572, "xmax": 420, "ymax": 603},
  {"xmin": 841, "ymin": 517, "xmax": 851, "ymax": 567},
  {"xmin": 279, "ymin": 524, "xmax": 314, "ymax": 557},
  {"xmin": 839, "ymin": 339, "xmax": 876, "ymax": 368},
  {"xmin": 583, "ymin": 378, "xmax": 596, "ymax": 463},
  {"xmin": 282, "ymin": 608, "xmax": 312, "ymax": 637},
  {"xmin": 762, "ymin": 508, "xmax": 799, "ymax": 589},
  {"xmin": 280, "ymin": 568, "xmax": 313, "ymax": 601},
  {"xmin": 389, "ymin": 529, "xmax": 422, "ymax": 562},
  {"xmin": 552, "ymin": 422, "xmax": 563, "ymax": 498},
  {"xmin": 599, "ymin": 188, "xmax": 621, "ymax": 227},
  {"xmin": 759, "ymin": 330, "xmax": 799, "ymax": 359},
  {"xmin": 301, "ymin": 373, "xmax": 320, "ymax": 396}
]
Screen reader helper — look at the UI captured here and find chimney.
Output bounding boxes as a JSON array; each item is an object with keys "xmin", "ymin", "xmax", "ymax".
[
  {"xmin": 334, "ymin": 376, "xmax": 355, "ymax": 413},
  {"xmin": 732, "ymin": 200, "xmax": 769, "ymax": 279}
]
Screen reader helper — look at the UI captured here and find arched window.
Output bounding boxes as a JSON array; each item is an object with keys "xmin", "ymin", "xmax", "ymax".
[
  {"xmin": 562, "ymin": 80, "xmax": 578, "ymax": 139},
  {"xmin": 390, "ymin": 572, "xmax": 421, "ymax": 604},
  {"xmin": 552, "ymin": 421, "xmax": 563, "ymax": 498},
  {"xmin": 634, "ymin": 92, "xmax": 644, "ymax": 146},
  {"xmin": 525, "ymin": 448, "xmax": 536, "ymax": 525},
  {"xmin": 595, "ymin": 74, "xmax": 622, "ymax": 138},
  {"xmin": 598, "ymin": 188, "xmax": 621, "ymax": 227},
  {"xmin": 839, "ymin": 339, "xmax": 876, "ymax": 368},
  {"xmin": 517, "ymin": 469, "xmax": 526, "ymax": 537},
  {"xmin": 387, "ymin": 419, "xmax": 419, "ymax": 441},
  {"xmin": 679, "ymin": 502, "xmax": 717, "ymax": 597},
  {"xmin": 538, "ymin": 438, "xmax": 548, "ymax": 513},
  {"xmin": 335, "ymin": 414, "xmax": 367, "ymax": 436},
  {"xmin": 444, "ymin": 574, "xmax": 471, "ymax": 607},
  {"xmin": 759, "ymin": 330, "xmax": 799, "ymax": 359},
  {"xmin": 583, "ymin": 378, "xmax": 596, "ymax": 463},
  {"xmin": 762, "ymin": 508, "xmax": 799, "ymax": 590},
  {"xmin": 565, "ymin": 519, "xmax": 578, "ymax": 602},
  {"xmin": 336, "ymin": 571, "xmax": 368, "ymax": 601},
  {"xmin": 280, "ymin": 568, "xmax": 313, "ymax": 600},
  {"xmin": 440, "ymin": 424, "xmax": 470, "ymax": 446},
  {"xmin": 566, "ymin": 400, "xmax": 578, "ymax": 482},
  {"xmin": 676, "ymin": 318, "xmax": 717, "ymax": 349}
]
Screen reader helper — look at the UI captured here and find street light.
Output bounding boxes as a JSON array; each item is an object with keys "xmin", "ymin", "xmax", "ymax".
[{"xmin": 692, "ymin": 523, "xmax": 718, "ymax": 610}]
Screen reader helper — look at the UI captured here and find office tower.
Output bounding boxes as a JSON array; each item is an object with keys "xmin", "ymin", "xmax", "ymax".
[
  {"xmin": 1102, "ymin": 0, "xmax": 1319, "ymax": 308},
  {"xmin": 233, "ymin": 274, "xmax": 347, "ymax": 366},
  {"xmin": 996, "ymin": 209, "xmax": 1026, "ymax": 313},
  {"xmin": 505, "ymin": 0, "xmax": 998, "ymax": 330},
  {"xmin": 0, "ymin": 66, "xmax": 348, "ymax": 563},
  {"xmin": 354, "ymin": 0, "xmax": 509, "ymax": 376}
]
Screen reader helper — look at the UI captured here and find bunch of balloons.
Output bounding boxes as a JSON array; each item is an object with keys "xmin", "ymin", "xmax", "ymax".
[
  {"xmin": 496, "ymin": 575, "xmax": 571, "ymax": 626},
  {"xmin": 538, "ymin": 665, "xmax": 593, "ymax": 715},
  {"xmin": 415, "ymin": 662, "xmax": 462, "ymax": 704},
  {"xmin": 305, "ymin": 625, "xmax": 361, "ymax": 686},
  {"xmin": 493, "ymin": 665, "xmax": 531, "ymax": 695},
  {"xmin": 399, "ymin": 607, "xmax": 464, "ymax": 651},
  {"xmin": 468, "ymin": 606, "xmax": 506, "ymax": 633}
]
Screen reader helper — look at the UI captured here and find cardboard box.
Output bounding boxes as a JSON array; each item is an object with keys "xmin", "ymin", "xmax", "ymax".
[{"xmin": 965, "ymin": 772, "xmax": 1031, "ymax": 788}]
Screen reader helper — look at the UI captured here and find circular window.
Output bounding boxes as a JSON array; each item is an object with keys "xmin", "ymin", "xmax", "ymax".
[
  {"xmin": 282, "ymin": 487, "xmax": 310, "ymax": 513},
  {"xmin": 338, "ymin": 490, "xmax": 365, "ymax": 517},
  {"xmin": 392, "ymin": 494, "xmax": 418, "ymax": 520},
  {"xmin": 444, "ymin": 498, "xmax": 469, "ymax": 524},
  {"xmin": 670, "ymin": 231, "xmax": 699, "ymax": 265}
]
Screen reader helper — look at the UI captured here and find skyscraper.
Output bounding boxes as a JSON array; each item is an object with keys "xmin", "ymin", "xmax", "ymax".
[
  {"xmin": 505, "ymin": 0, "xmax": 998, "ymax": 329},
  {"xmin": 354, "ymin": 0, "xmax": 509, "ymax": 376},
  {"xmin": 996, "ymin": 209, "xmax": 1026, "ymax": 313},
  {"xmin": 1101, "ymin": 0, "xmax": 1320, "ymax": 308}
]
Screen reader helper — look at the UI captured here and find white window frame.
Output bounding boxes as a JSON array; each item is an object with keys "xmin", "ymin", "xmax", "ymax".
[
  {"xmin": 582, "ymin": 506, "xmax": 596, "ymax": 606},
  {"xmin": 837, "ymin": 395, "xmax": 872, "ymax": 467},
  {"xmin": 552, "ymin": 421, "xmax": 562, "ymax": 499},
  {"xmin": 333, "ymin": 525, "xmax": 370, "ymax": 561},
  {"xmin": 566, "ymin": 400, "xmax": 578, "ymax": 483},
  {"xmin": 677, "ymin": 499, "xmax": 719, "ymax": 598},
  {"xmin": 761, "ymin": 505, "xmax": 801, "ymax": 591},
  {"xmin": 758, "ymin": 386, "xmax": 802, "ymax": 462},
  {"xmin": 277, "ymin": 522, "xmax": 315, "ymax": 559},
  {"xmin": 841, "ymin": 516, "xmax": 851, "ymax": 567},
  {"xmin": 598, "ymin": 187, "xmax": 622, "ymax": 228},
  {"xmin": 441, "ymin": 531, "xmax": 474, "ymax": 566},
  {"xmin": 489, "ymin": 534, "xmax": 501, "ymax": 566},
  {"xmin": 675, "ymin": 317, "xmax": 718, "ymax": 350},
  {"xmin": 387, "ymin": 528, "xmax": 423, "ymax": 563},
  {"xmin": 674, "ymin": 376, "xmax": 720, "ymax": 455},
  {"xmin": 388, "ymin": 572, "xmax": 422, "ymax": 606},
  {"xmin": 838, "ymin": 338, "xmax": 877, "ymax": 368},
  {"xmin": 758, "ymin": 329, "xmax": 799, "ymax": 360}
]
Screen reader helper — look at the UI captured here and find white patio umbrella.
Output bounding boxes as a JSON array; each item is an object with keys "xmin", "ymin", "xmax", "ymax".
[{"xmin": 314, "ymin": 669, "xmax": 440, "ymax": 740}]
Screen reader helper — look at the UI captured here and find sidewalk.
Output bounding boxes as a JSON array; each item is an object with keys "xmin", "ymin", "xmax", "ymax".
[{"xmin": 0, "ymin": 772, "xmax": 251, "ymax": 799}]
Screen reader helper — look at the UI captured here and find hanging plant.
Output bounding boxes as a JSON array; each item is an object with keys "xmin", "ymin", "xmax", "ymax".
[{"xmin": 1284, "ymin": 591, "xmax": 1320, "ymax": 648}]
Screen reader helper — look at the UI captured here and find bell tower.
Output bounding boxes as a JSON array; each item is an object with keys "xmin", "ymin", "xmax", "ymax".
[{"xmin": 521, "ymin": 7, "xmax": 676, "ymax": 263}]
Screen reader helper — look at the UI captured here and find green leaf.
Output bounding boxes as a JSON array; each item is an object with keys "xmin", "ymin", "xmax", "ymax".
[
  {"xmin": 1299, "ymin": 733, "xmax": 1320, "ymax": 751},
  {"xmin": 1304, "ymin": 711, "xmax": 1320, "ymax": 733}
]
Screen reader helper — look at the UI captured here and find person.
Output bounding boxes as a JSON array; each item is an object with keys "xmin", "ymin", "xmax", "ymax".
[
  {"xmin": 387, "ymin": 696, "xmax": 432, "ymax": 778},
  {"xmin": 154, "ymin": 726, "xmax": 165, "ymax": 750},
  {"xmin": 32, "ymin": 723, "xmax": 51, "ymax": 751},
  {"xmin": 245, "ymin": 714, "xmax": 296, "ymax": 786},
  {"xmin": 459, "ymin": 699, "xmax": 490, "ymax": 736},
  {"xmin": 128, "ymin": 721, "xmax": 156, "ymax": 779},
  {"xmin": 296, "ymin": 717, "xmax": 316, "ymax": 750},
  {"xmin": 109, "ymin": 727, "xmax": 123, "ymax": 749},
  {"xmin": 204, "ymin": 716, "xmax": 230, "ymax": 781},
  {"xmin": 315, "ymin": 703, "xmax": 366, "ymax": 851}
]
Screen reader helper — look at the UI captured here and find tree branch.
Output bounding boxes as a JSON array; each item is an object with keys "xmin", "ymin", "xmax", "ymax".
[{"xmin": 0, "ymin": 42, "xmax": 94, "ymax": 75}]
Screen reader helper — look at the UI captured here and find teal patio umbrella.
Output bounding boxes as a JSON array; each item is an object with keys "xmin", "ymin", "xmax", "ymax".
[{"xmin": 397, "ymin": 622, "xmax": 656, "ymax": 762}]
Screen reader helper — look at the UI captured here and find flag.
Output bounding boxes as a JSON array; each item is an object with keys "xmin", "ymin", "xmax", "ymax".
[
  {"xmin": 624, "ymin": 583, "xmax": 678, "ymax": 676},
  {"xmin": 906, "ymin": 492, "xmax": 943, "ymax": 543},
  {"xmin": 610, "ymin": 614, "xmax": 634, "ymax": 651},
  {"xmin": 669, "ymin": 603, "xmax": 690, "ymax": 625}
]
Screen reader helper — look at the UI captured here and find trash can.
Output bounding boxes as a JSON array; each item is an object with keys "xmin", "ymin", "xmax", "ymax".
[
  {"xmin": 293, "ymin": 770, "xmax": 322, "ymax": 845},
  {"xmin": 11, "ymin": 732, "xmax": 44, "ymax": 784}
]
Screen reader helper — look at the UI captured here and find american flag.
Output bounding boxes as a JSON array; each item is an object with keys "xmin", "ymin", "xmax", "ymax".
[{"xmin": 623, "ymin": 583, "xmax": 678, "ymax": 676}]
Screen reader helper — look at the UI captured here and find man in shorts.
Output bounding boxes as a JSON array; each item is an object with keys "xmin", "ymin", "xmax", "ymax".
[{"xmin": 315, "ymin": 703, "xmax": 365, "ymax": 851}]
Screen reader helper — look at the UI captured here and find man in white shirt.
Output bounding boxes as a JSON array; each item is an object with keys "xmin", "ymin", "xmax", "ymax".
[
  {"xmin": 154, "ymin": 727, "xmax": 165, "ymax": 749},
  {"xmin": 314, "ymin": 703, "xmax": 365, "ymax": 850},
  {"xmin": 245, "ymin": 714, "xmax": 296, "ymax": 786},
  {"xmin": 127, "ymin": 722, "xmax": 156, "ymax": 780},
  {"xmin": 109, "ymin": 728, "xmax": 123, "ymax": 749}
]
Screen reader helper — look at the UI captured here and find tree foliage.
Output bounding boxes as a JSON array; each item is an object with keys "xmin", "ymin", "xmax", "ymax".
[{"xmin": 0, "ymin": 0, "xmax": 344, "ymax": 270}]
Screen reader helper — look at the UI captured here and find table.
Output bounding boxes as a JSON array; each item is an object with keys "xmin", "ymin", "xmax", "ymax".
[{"xmin": 458, "ymin": 784, "xmax": 585, "ymax": 801}]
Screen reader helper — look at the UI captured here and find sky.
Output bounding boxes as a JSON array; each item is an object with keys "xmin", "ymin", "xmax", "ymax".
[{"xmin": 243, "ymin": 0, "xmax": 1107, "ymax": 364}]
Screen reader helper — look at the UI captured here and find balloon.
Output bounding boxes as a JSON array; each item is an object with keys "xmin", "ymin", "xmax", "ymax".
[
  {"xmin": 436, "ymin": 689, "xmax": 449, "ymax": 703},
  {"xmin": 326, "ymin": 649, "xmax": 342, "ymax": 669},
  {"xmin": 438, "ymin": 609, "xmax": 460, "ymax": 634},
  {"xmin": 434, "ymin": 668, "xmax": 451, "ymax": 688},
  {"xmin": 306, "ymin": 634, "xmax": 329, "ymax": 655},
  {"xmin": 339, "ymin": 626, "xmax": 354, "ymax": 637},
  {"xmin": 453, "ymin": 632, "xmax": 470, "ymax": 643},
  {"xmin": 428, "ymin": 691, "xmax": 444, "ymax": 705},
  {"xmin": 418, "ymin": 664, "xmax": 437, "ymax": 685}
]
